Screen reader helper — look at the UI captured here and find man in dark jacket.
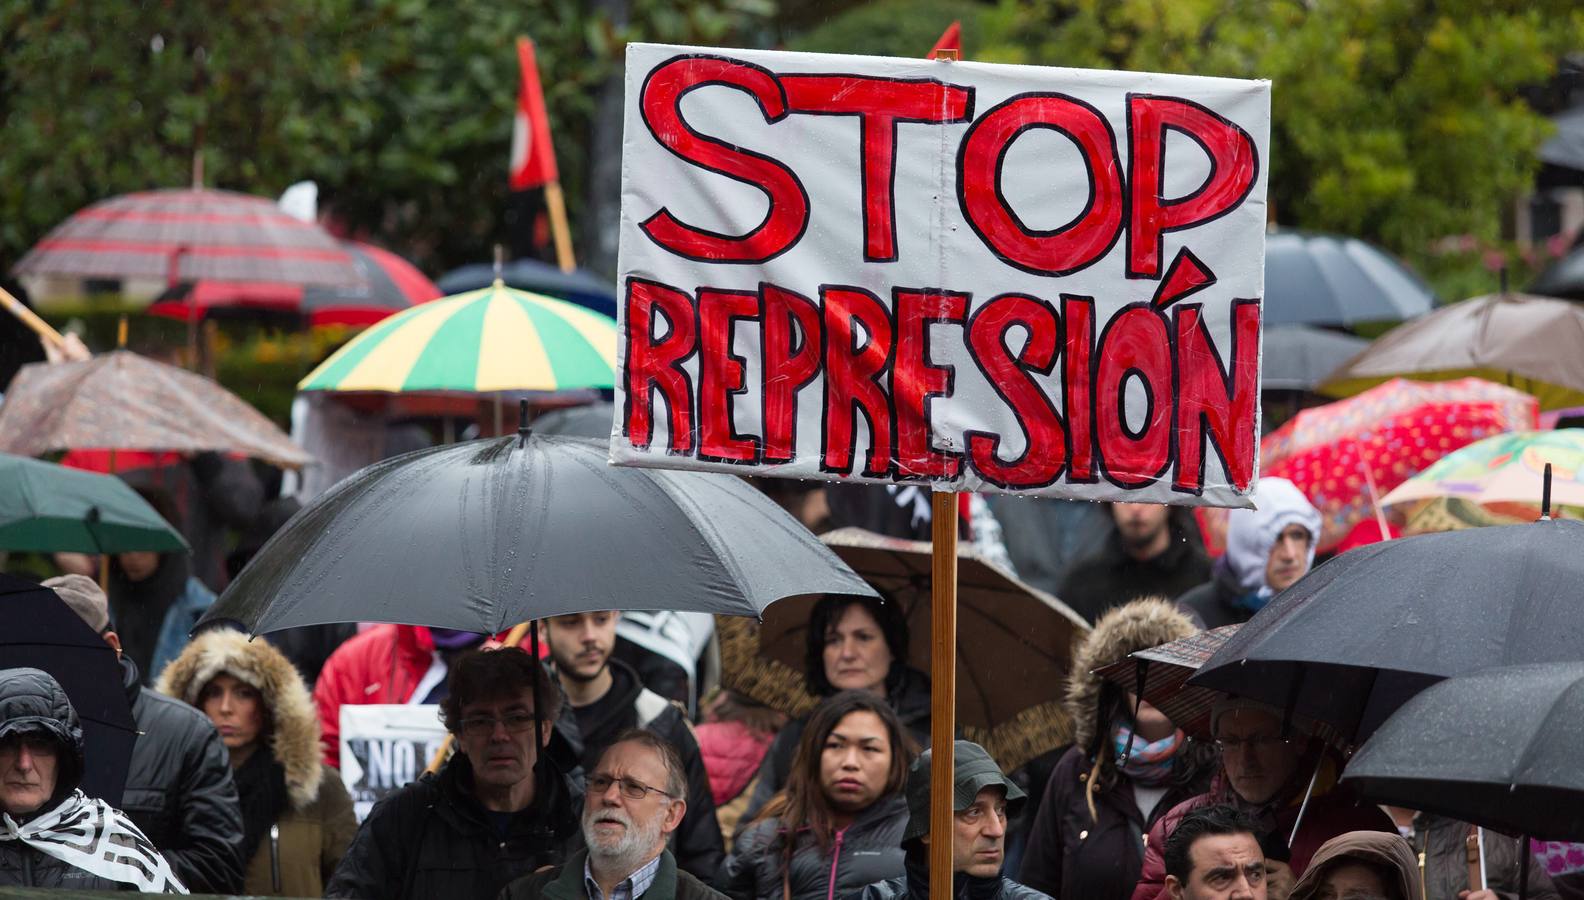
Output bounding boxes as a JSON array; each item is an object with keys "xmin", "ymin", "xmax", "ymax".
[
  {"xmin": 1059, "ymin": 504, "xmax": 1210, "ymax": 624},
  {"xmin": 0, "ymin": 667, "xmax": 185, "ymax": 892},
  {"xmin": 327, "ymin": 647, "xmax": 580, "ymax": 900},
  {"xmin": 857, "ymin": 740, "xmax": 1050, "ymax": 900},
  {"xmin": 46, "ymin": 573, "xmax": 245, "ymax": 893},
  {"xmin": 499, "ymin": 729, "xmax": 730, "ymax": 900},
  {"xmin": 547, "ymin": 611, "xmax": 725, "ymax": 881}
]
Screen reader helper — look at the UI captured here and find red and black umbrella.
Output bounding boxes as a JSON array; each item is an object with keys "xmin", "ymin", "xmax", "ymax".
[{"xmin": 14, "ymin": 188, "xmax": 361, "ymax": 287}]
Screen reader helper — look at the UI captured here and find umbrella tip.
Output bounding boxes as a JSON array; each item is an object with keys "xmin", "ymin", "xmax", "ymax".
[
  {"xmin": 493, "ymin": 243, "xmax": 505, "ymax": 287},
  {"xmin": 1540, "ymin": 462, "xmax": 1553, "ymax": 520},
  {"xmin": 517, "ymin": 398, "xmax": 531, "ymax": 446}
]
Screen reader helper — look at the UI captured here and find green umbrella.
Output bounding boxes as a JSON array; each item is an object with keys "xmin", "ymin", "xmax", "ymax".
[{"xmin": 0, "ymin": 453, "xmax": 189, "ymax": 554}]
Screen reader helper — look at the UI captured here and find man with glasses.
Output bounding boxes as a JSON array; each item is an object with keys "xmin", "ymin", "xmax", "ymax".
[
  {"xmin": 327, "ymin": 648, "xmax": 581, "ymax": 899},
  {"xmin": 1130, "ymin": 700, "xmax": 1394, "ymax": 900},
  {"xmin": 500, "ymin": 729, "xmax": 729, "ymax": 900}
]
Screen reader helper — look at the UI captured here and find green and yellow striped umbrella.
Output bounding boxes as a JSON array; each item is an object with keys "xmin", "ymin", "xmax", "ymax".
[{"xmin": 299, "ymin": 281, "xmax": 617, "ymax": 393}]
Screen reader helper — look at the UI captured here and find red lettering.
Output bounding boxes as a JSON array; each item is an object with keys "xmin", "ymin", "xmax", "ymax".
[
  {"xmin": 965, "ymin": 294, "xmax": 1066, "ymax": 489},
  {"xmin": 781, "ymin": 76, "xmax": 973, "ymax": 262},
  {"xmin": 638, "ymin": 56, "xmax": 809, "ymax": 263},
  {"xmin": 1174, "ymin": 300, "xmax": 1260, "ymax": 493},
  {"xmin": 760, "ymin": 284, "xmax": 823, "ymax": 465},
  {"xmin": 1127, "ymin": 95, "xmax": 1259, "ymax": 278},
  {"xmin": 1062, "ymin": 295, "xmax": 1096, "ymax": 481},
  {"xmin": 1094, "ymin": 306, "xmax": 1173, "ymax": 487},
  {"xmin": 622, "ymin": 278, "xmax": 698, "ymax": 453},
  {"xmin": 958, "ymin": 93, "xmax": 1125, "ymax": 277},
  {"xmin": 697, "ymin": 288, "xmax": 760, "ymax": 462},
  {"xmin": 822, "ymin": 286, "xmax": 894, "ymax": 477},
  {"xmin": 892, "ymin": 288, "xmax": 967, "ymax": 479}
]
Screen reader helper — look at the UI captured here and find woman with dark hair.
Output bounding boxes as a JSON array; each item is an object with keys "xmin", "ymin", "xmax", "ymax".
[
  {"xmin": 1019, "ymin": 598, "xmax": 1217, "ymax": 900},
  {"xmin": 740, "ymin": 595, "xmax": 930, "ymax": 825},
  {"xmin": 718, "ymin": 691, "xmax": 913, "ymax": 900}
]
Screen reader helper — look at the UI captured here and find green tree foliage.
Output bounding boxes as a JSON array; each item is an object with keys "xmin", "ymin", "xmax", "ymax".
[{"xmin": 0, "ymin": 0, "xmax": 774, "ymax": 274}]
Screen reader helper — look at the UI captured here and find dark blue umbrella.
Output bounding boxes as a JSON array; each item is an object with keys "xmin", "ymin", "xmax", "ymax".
[
  {"xmin": 0, "ymin": 573, "xmax": 137, "ymax": 805},
  {"xmin": 436, "ymin": 257, "xmax": 616, "ymax": 320},
  {"xmin": 1264, "ymin": 230, "xmax": 1438, "ymax": 327}
]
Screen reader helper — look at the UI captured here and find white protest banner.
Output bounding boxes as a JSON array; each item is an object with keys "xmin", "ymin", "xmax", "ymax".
[
  {"xmin": 338, "ymin": 704, "xmax": 447, "ymax": 821},
  {"xmin": 612, "ymin": 45, "xmax": 1270, "ymax": 507}
]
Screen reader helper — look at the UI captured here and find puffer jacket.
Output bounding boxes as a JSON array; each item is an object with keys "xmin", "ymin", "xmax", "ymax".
[
  {"xmin": 1408, "ymin": 814, "xmax": 1559, "ymax": 900},
  {"xmin": 120, "ymin": 655, "xmax": 246, "ymax": 894},
  {"xmin": 719, "ymin": 794, "xmax": 909, "ymax": 900},
  {"xmin": 325, "ymin": 749, "xmax": 580, "ymax": 900},
  {"xmin": 314, "ymin": 624, "xmax": 437, "ymax": 768},
  {"xmin": 1020, "ymin": 599, "xmax": 1210, "ymax": 900},
  {"xmin": 159, "ymin": 628, "xmax": 360, "ymax": 896},
  {"xmin": 859, "ymin": 852, "xmax": 1052, "ymax": 900},
  {"xmin": 0, "ymin": 668, "xmax": 126, "ymax": 890},
  {"xmin": 698, "ymin": 720, "xmax": 775, "ymax": 807}
]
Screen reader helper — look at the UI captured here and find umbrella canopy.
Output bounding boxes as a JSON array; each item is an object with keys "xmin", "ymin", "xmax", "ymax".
[
  {"xmin": 298, "ymin": 281, "xmax": 617, "ymax": 394},
  {"xmin": 1382, "ymin": 429, "xmax": 1584, "ymax": 517},
  {"xmin": 1342, "ymin": 662, "xmax": 1584, "ymax": 842},
  {"xmin": 0, "ymin": 574, "xmax": 138, "ymax": 805},
  {"xmin": 718, "ymin": 527, "xmax": 1089, "ymax": 771},
  {"xmin": 1319, "ymin": 292, "xmax": 1584, "ymax": 411},
  {"xmin": 1094, "ymin": 624, "xmax": 1241, "ymax": 739},
  {"xmin": 1259, "ymin": 377, "xmax": 1536, "ymax": 551},
  {"xmin": 14, "ymin": 188, "xmax": 360, "ymax": 287},
  {"xmin": 1261, "ymin": 325, "xmax": 1371, "ymax": 392},
  {"xmin": 436, "ymin": 257, "xmax": 618, "ymax": 320},
  {"xmin": 1190, "ymin": 518, "xmax": 1584, "ymax": 744},
  {"xmin": 1264, "ymin": 230, "xmax": 1438, "ymax": 328},
  {"xmin": 200, "ymin": 432, "xmax": 877, "ymax": 636},
  {"xmin": 147, "ymin": 240, "xmax": 442, "ymax": 327},
  {"xmin": 0, "ymin": 351, "xmax": 310, "ymax": 469},
  {"xmin": 0, "ymin": 453, "xmax": 187, "ymax": 553},
  {"xmin": 1529, "ymin": 239, "xmax": 1584, "ymax": 301}
]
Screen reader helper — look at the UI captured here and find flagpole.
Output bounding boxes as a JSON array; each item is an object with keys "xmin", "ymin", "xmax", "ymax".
[{"xmin": 544, "ymin": 180, "xmax": 577, "ymax": 274}]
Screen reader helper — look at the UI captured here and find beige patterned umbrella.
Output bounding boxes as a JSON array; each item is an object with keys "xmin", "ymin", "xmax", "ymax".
[
  {"xmin": 719, "ymin": 527, "xmax": 1089, "ymax": 771},
  {"xmin": 0, "ymin": 351, "xmax": 310, "ymax": 469}
]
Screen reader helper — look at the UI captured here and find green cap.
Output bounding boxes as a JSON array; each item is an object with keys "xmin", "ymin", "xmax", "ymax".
[{"xmin": 902, "ymin": 740, "xmax": 1025, "ymax": 843}]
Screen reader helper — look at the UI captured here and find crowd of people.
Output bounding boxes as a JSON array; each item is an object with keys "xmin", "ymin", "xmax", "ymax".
[{"xmin": 0, "ymin": 462, "xmax": 1572, "ymax": 900}]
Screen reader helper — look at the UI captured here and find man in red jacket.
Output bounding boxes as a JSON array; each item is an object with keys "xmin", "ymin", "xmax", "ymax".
[{"xmin": 1130, "ymin": 699, "xmax": 1394, "ymax": 900}]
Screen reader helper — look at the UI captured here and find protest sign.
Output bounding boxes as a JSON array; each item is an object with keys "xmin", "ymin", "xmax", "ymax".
[
  {"xmin": 338, "ymin": 704, "xmax": 447, "ymax": 821},
  {"xmin": 612, "ymin": 44, "xmax": 1271, "ymax": 507}
]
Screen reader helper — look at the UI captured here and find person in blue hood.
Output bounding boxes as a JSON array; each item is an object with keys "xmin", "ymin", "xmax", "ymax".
[{"xmin": 1176, "ymin": 478, "xmax": 1323, "ymax": 629}]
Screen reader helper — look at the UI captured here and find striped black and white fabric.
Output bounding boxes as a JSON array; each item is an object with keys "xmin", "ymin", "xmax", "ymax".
[{"xmin": 0, "ymin": 789, "xmax": 187, "ymax": 893}]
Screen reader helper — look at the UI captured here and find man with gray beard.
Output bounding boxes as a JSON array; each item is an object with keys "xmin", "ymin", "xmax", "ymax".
[{"xmin": 499, "ymin": 729, "xmax": 730, "ymax": 900}]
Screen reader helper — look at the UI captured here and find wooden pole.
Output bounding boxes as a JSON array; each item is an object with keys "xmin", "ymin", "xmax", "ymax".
[
  {"xmin": 929, "ymin": 490, "xmax": 958, "ymax": 900},
  {"xmin": 543, "ymin": 180, "xmax": 577, "ymax": 274},
  {"xmin": 0, "ymin": 286, "xmax": 67, "ymax": 350}
]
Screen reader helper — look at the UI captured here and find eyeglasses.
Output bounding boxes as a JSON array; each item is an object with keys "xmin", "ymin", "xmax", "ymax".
[
  {"xmin": 1214, "ymin": 734, "xmax": 1290, "ymax": 753},
  {"xmin": 459, "ymin": 711, "xmax": 537, "ymax": 738},
  {"xmin": 588, "ymin": 773, "xmax": 675, "ymax": 801}
]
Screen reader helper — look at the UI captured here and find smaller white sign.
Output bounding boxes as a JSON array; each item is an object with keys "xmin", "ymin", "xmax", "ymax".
[{"xmin": 339, "ymin": 705, "xmax": 448, "ymax": 822}]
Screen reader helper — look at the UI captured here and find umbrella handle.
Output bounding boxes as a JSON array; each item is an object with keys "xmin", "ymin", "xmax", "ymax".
[{"xmin": 423, "ymin": 621, "xmax": 537, "ymax": 774}]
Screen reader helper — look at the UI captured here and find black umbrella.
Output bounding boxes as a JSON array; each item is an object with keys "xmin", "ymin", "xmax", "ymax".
[
  {"xmin": 1189, "ymin": 518, "xmax": 1584, "ymax": 743},
  {"xmin": 0, "ymin": 573, "xmax": 137, "ymax": 804},
  {"xmin": 436, "ymin": 257, "xmax": 617, "ymax": 320},
  {"xmin": 200, "ymin": 420, "xmax": 877, "ymax": 636},
  {"xmin": 1530, "ymin": 238, "xmax": 1584, "ymax": 302},
  {"xmin": 1264, "ymin": 229, "xmax": 1438, "ymax": 327},
  {"xmin": 530, "ymin": 401, "xmax": 614, "ymax": 439}
]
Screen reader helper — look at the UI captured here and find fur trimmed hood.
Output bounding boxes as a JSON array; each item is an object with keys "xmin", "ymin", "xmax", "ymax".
[
  {"xmin": 1065, "ymin": 597, "xmax": 1198, "ymax": 749},
  {"xmin": 157, "ymin": 628, "xmax": 324, "ymax": 810}
]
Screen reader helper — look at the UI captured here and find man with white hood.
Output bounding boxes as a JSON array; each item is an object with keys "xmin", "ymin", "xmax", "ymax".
[{"xmin": 1176, "ymin": 478, "xmax": 1323, "ymax": 629}]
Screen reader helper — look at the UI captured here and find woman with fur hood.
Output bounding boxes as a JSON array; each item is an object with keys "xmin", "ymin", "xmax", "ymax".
[
  {"xmin": 159, "ymin": 628, "xmax": 358, "ymax": 896},
  {"xmin": 1018, "ymin": 598, "xmax": 1217, "ymax": 900}
]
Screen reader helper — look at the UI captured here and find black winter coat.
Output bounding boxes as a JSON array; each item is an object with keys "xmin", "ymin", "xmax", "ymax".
[
  {"xmin": 557, "ymin": 659, "xmax": 725, "ymax": 882},
  {"xmin": 326, "ymin": 752, "xmax": 579, "ymax": 900},
  {"xmin": 1018, "ymin": 746, "xmax": 1209, "ymax": 900},
  {"xmin": 858, "ymin": 852, "xmax": 1053, "ymax": 900},
  {"xmin": 719, "ymin": 794, "xmax": 909, "ymax": 900},
  {"xmin": 1057, "ymin": 527, "xmax": 1210, "ymax": 625},
  {"xmin": 120, "ymin": 656, "xmax": 245, "ymax": 894},
  {"xmin": 1174, "ymin": 566, "xmax": 1247, "ymax": 629}
]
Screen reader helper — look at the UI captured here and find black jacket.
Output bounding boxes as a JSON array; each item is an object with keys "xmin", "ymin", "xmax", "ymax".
[
  {"xmin": 326, "ymin": 751, "xmax": 579, "ymax": 900},
  {"xmin": 858, "ymin": 852, "xmax": 1052, "ymax": 900},
  {"xmin": 1057, "ymin": 527, "xmax": 1211, "ymax": 625},
  {"xmin": 1174, "ymin": 565, "xmax": 1248, "ymax": 629},
  {"xmin": 1018, "ymin": 746, "xmax": 1209, "ymax": 900},
  {"xmin": 719, "ymin": 794, "xmax": 909, "ymax": 900},
  {"xmin": 120, "ymin": 656, "xmax": 245, "ymax": 894},
  {"xmin": 557, "ymin": 658, "xmax": 725, "ymax": 882},
  {"xmin": 499, "ymin": 848, "xmax": 730, "ymax": 900},
  {"xmin": 741, "ymin": 669, "xmax": 932, "ymax": 829}
]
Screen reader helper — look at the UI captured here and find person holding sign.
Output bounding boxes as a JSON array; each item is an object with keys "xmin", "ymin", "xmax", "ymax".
[
  {"xmin": 499, "ymin": 729, "xmax": 731, "ymax": 900},
  {"xmin": 157, "ymin": 628, "xmax": 358, "ymax": 896},
  {"xmin": 326, "ymin": 648, "xmax": 580, "ymax": 900}
]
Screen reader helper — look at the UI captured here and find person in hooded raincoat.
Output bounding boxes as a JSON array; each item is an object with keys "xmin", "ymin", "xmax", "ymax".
[{"xmin": 1176, "ymin": 478, "xmax": 1322, "ymax": 629}]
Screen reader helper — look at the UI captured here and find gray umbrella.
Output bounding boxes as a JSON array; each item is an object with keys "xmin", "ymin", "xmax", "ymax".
[
  {"xmin": 1261, "ymin": 325, "xmax": 1370, "ymax": 391},
  {"xmin": 1343, "ymin": 662, "xmax": 1584, "ymax": 848},
  {"xmin": 1539, "ymin": 106, "xmax": 1584, "ymax": 172},
  {"xmin": 201, "ymin": 428, "xmax": 877, "ymax": 636},
  {"xmin": 1530, "ymin": 240, "xmax": 1584, "ymax": 301},
  {"xmin": 1265, "ymin": 230, "xmax": 1438, "ymax": 327}
]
